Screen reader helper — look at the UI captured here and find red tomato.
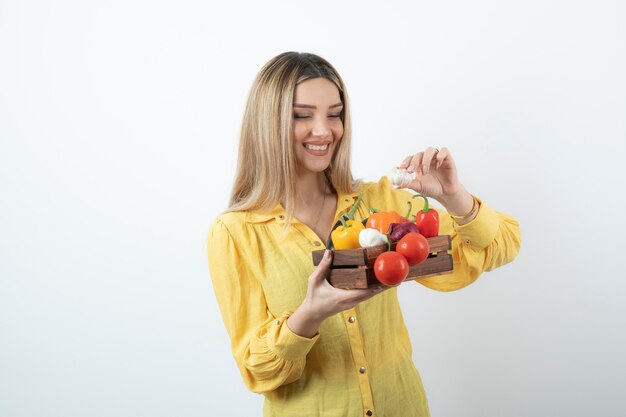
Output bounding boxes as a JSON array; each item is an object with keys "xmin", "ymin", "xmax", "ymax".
[
  {"xmin": 396, "ymin": 232, "xmax": 430, "ymax": 265},
  {"xmin": 373, "ymin": 251, "xmax": 409, "ymax": 286}
]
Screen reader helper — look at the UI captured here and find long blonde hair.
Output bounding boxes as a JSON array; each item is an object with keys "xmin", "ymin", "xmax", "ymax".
[{"xmin": 228, "ymin": 52, "xmax": 358, "ymax": 223}]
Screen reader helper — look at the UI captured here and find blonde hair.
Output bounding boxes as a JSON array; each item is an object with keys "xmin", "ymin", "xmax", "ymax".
[{"xmin": 228, "ymin": 52, "xmax": 358, "ymax": 223}]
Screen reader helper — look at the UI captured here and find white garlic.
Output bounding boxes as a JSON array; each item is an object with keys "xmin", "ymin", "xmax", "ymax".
[
  {"xmin": 388, "ymin": 167, "xmax": 414, "ymax": 188},
  {"xmin": 359, "ymin": 228, "xmax": 389, "ymax": 248}
]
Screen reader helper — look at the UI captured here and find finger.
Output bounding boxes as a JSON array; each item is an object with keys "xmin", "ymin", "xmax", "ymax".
[
  {"xmin": 340, "ymin": 286, "xmax": 385, "ymax": 305},
  {"xmin": 435, "ymin": 146, "xmax": 455, "ymax": 170},
  {"xmin": 399, "ymin": 155, "xmax": 413, "ymax": 169},
  {"xmin": 347, "ymin": 287, "xmax": 388, "ymax": 306},
  {"xmin": 407, "ymin": 152, "xmax": 424, "ymax": 174},
  {"xmin": 434, "ymin": 146, "xmax": 447, "ymax": 169},
  {"xmin": 359, "ymin": 285, "xmax": 387, "ymax": 300},
  {"xmin": 310, "ymin": 250, "xmax": 333, "ymax": 284},
  {"xmin": 408, "ymin": 177, "xmax": 424, "ymax": 193},
  {"xmin": 407, "ymin": 155, "xmax": 425, "ymax": 192},
  {"xmin": 421, "ymin": 147, "xmax": 439, "ymax": 175}
]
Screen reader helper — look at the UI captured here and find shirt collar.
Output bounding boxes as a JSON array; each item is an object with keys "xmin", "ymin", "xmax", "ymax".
[
  {"xmin": 244, "ymin": 204, "xmax": 289, "ymax": 224},
  {"xmin": 244, "ymin": 189, "xmax": 360, "ymax": 224}
]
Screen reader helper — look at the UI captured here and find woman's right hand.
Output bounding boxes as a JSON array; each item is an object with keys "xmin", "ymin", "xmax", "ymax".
[{"xmin": 286, "ymin": 250, "xmax": 386, "ymax": 338}]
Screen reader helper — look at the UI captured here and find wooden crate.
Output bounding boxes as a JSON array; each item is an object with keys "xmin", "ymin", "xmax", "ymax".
[{"xmin": 311, "ymin": 235, "xmax": 453, "ymax": 289}]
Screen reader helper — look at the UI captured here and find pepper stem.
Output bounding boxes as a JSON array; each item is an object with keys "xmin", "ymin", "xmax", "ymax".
[
  {"xmin": 404, "ymin": 201, "xmax": 413, "ymax": 219},
  {"xmin": 345, "ymin": 193, "xmax": 363, "ymax": 220},
  {"xmin": 413, "ymin": 194, "xmax": 431, "ymax": 212},
  {"xmin": 339, "ymin": 216, "xmax": 349, "ymax": 229}
]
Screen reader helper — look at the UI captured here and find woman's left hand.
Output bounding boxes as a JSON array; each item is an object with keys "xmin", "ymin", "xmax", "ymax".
[{"xmin": 399, "ymin": 146, "xmax": 461, "ymax": 200}]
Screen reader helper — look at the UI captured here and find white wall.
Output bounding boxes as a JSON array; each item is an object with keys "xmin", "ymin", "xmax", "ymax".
[{"xmin": 1, "ymin": 1, "xmax": 625, "ymax": 416}]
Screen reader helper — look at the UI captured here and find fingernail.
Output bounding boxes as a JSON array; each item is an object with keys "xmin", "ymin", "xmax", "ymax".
[
  {"xmin": 324, "ymin": 249, "xmax": 331, "ymax": 259},
  {"xmin": 422, "ymin": 165, "xmax": 428, "ymax": 175},
  {"xmin": 407, "ymin": 165, "xmax": 414, "ymax": 173}
]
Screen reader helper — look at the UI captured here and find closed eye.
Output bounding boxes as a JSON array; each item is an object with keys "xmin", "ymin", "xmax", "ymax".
[{"xmin": 293, "ymin": 114, "xmax": 342, "ymax": 119}]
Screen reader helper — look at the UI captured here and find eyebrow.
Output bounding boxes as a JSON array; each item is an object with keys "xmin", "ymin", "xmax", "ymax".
[{"xmin": 293, "ymin": 102, "xmax": 344, "ymax": 109}]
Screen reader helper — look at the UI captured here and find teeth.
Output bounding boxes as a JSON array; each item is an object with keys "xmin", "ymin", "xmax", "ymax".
[{"xmin": 305, "ymin": 144, "xmax": 329, "ymax": 151}]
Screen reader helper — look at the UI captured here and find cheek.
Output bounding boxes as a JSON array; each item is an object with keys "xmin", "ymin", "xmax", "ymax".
[
  {"xmin": 333, "ymin": 123, "xmax": 344, "ymax": 140},
  {"xmin": 293, "ymin": 124, "xmax": 307, "ymax": 142}
]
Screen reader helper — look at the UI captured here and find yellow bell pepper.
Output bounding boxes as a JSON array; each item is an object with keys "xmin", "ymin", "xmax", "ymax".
[{"xmin": 331, "ymin": 218, "xmax": 364, "ymax": 250}]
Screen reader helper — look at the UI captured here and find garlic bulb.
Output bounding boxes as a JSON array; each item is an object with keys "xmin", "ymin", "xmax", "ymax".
[
  {"xmin": 359, "ymin": 228, "xmax": 389, "ymax": 248},
  {"xmin": 388, "ymin": 167, "xmax": 414, "ymax": 188}
]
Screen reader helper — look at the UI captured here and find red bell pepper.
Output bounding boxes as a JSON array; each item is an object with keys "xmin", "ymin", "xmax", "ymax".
[{"xmin": 412, "ymin": 194, "xmax": 439, "ymax": 238}]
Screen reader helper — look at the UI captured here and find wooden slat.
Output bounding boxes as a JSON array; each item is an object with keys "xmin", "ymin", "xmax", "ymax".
[
  {"xmin": 327, "ymin": 266, "xmax": 369, "ymax": 289},
  {"xmin": 407, "ymin": 253, "xmax": 453, "ymax": 280},
  {"xmin": 311, "ymin": 246, "xmax": 368, "ymax": 266}
]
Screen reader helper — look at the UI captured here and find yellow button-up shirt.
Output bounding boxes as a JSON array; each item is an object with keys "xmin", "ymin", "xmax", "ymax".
[{"xmin": 208, "ymin": 177, "xmax": 521, "ymax": 417}]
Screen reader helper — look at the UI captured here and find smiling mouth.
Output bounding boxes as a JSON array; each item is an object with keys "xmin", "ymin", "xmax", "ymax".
[{"xmin": 304, "ymin": 143, "xmax": 329, "ymax": 151}]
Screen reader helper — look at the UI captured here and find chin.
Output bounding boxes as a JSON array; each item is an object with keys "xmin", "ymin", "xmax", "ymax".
[
  {"xmin": 295, "ymin": 151, "xmax": 333, "ymax": 172},
  {"xmin": 296, "ymin": 159, "xmax": 332, "ymax": 174},
  {"xmin": 297, "ymin": 164, "xmax": 330, "ymax": 174}
]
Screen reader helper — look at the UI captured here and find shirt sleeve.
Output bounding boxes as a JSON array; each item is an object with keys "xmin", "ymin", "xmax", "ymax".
[
  {"xmin": 417, "ymin": 197, "xmax": 522, "ymax": 291},
  {"xmin": 207, "ymin": 217, "xmax": 319, "ymax": 394}
]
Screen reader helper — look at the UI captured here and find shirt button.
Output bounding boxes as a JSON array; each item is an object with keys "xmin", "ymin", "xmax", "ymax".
[
  {"xmin": 465, "ymin": 239, "xmax": 471, "ymax": 245},
  {"xmin": 278, "ymin": 215, "xmax": 285, "ymax": 220},
  {"xmin": 366, "ymin": 410, "xmax": 373, "ymax": 416},
  {"xmin": 275, "ymin": 320, "xmax": 281, "ymax": 325},
  {"xmin": 359, "ymin": 367, "xmax": 366, "ymax": 374},
  {"xmin": 313, "ymin": 241, "xmax": 321, "ymax": 246},
  {"xmin": 348, "ymin": 316, "xmax": 355, "ymax": 323},
  {"xmin": 344, "ymin": 198, "xmax": 350, "ymax": 202}
]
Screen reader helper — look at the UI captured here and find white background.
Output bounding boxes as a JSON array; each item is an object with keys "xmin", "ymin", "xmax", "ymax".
[{"xmin": 1, "ymin": 1, "xmax": 625, "ymax": 416}]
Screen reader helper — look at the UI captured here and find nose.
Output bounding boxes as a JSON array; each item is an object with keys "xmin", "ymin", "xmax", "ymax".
[{"xmin": 312, "ymin": 122, "xmax": 331, "ymax": 139}]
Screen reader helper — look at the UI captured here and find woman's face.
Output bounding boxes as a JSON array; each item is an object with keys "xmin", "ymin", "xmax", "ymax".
[{"xmin": 292, "ymin": 77, "xmax": 344, "ymax": 175}]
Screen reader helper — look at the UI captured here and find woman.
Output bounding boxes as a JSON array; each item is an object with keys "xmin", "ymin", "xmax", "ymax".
[{"xmin": 208, "ymin": 52, "xmax": 521, "ymax": 417}]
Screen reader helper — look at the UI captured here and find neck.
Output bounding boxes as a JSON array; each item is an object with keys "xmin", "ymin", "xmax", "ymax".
[{"xmin": 295, "ymin": 171, "xmax": 328, "ymax": 205}]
